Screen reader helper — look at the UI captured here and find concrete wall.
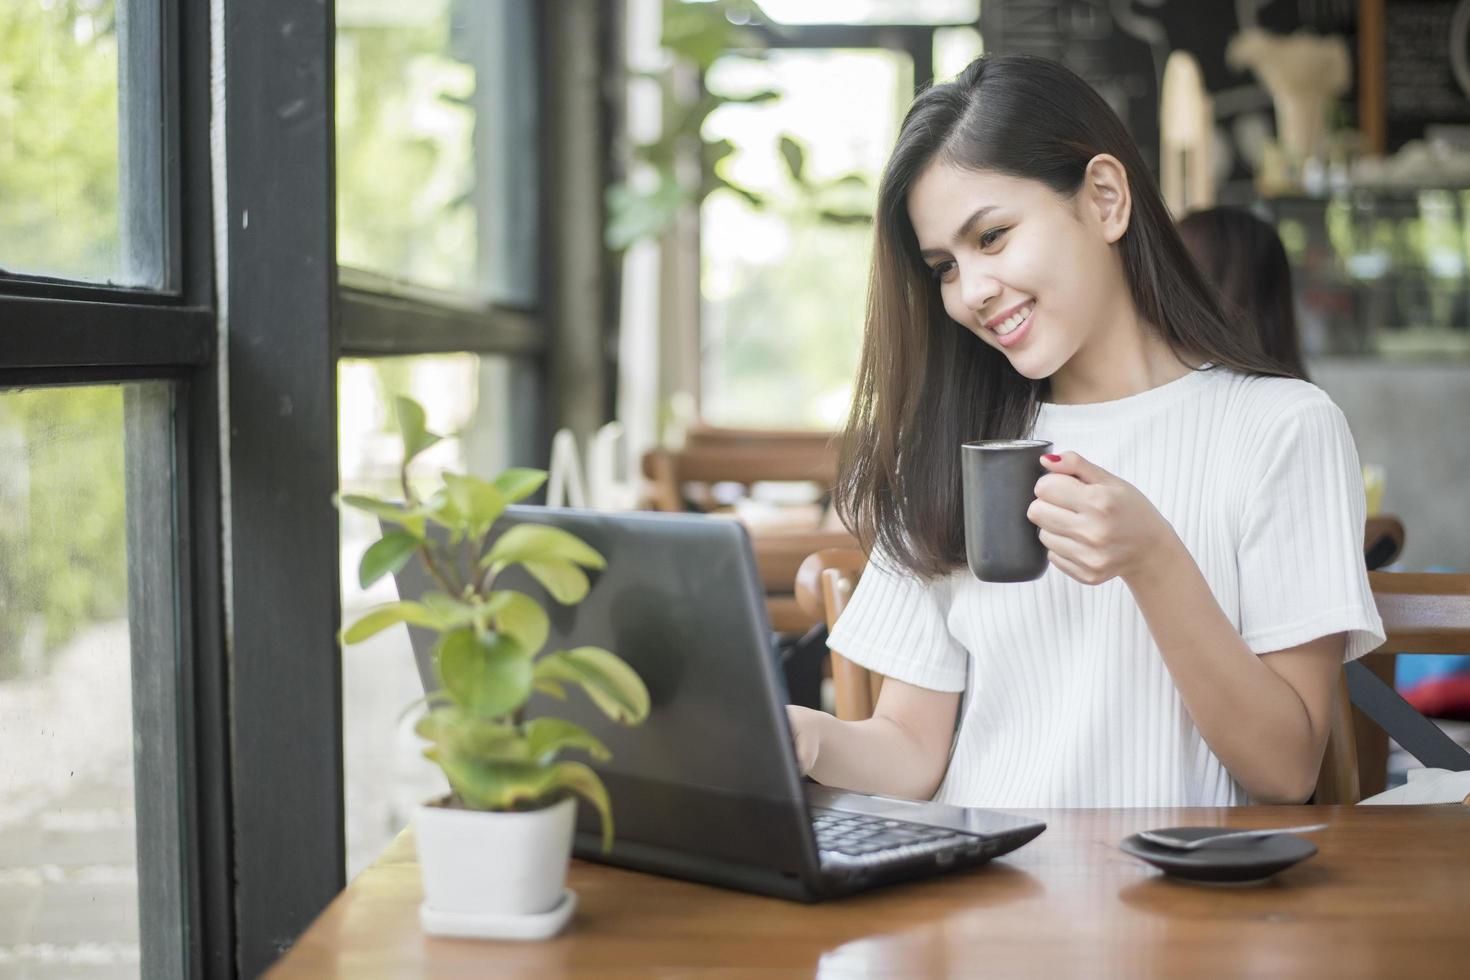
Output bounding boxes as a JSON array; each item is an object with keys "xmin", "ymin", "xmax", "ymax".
[{"xmin": 1311, "ymin": 360, "xmax": 1470, "ymax": 571}]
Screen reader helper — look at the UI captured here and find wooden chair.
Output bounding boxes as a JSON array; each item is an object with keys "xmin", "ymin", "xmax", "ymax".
[
  {"xmin": 794, "ymin": 547, "xmax": 874, "ymax": 719},
  {"xmin": 640, "ymin": 426, "xmax": 840, "ymax": 514},
  {"xmin": 1315, "ymin": 571, "xmax": 1470, "ymax": 803},
  {"xmin": 643, "ymin": 426, "xmax": 846, "ymax": 633},
  {"xmin": 1363, "ymin": 514, "xmax": 1405, "ymax": 571}
]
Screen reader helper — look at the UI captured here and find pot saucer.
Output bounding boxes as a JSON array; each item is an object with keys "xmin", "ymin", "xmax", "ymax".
[
  {"xmin": 420, "ymin": 888, "xmax": 577, "ymax": 940},
  {"xmin": 1120, "ymin": 827, "xmax": 1317, "ymax": 885}
]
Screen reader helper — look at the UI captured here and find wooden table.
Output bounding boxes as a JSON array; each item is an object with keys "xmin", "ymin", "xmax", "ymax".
[{"xmin": 268, "ymin": 805, "xmax": 1470, "ymax": 978}]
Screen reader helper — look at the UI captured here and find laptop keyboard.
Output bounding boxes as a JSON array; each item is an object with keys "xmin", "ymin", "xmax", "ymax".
[{"xmin": 811, "ymin": 807, "xmax": 982, "ymax": 863}]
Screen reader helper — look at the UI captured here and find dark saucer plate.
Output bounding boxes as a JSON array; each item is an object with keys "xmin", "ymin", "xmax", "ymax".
[{"xmin": 1119, "ymin": 827, "xmax": 1318, "ymax": 885}]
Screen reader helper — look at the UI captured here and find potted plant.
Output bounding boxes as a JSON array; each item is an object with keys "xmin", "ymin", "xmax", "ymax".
[{"xmin": 339, "ymin": 397, "xmax": 650, "ymax": 939}]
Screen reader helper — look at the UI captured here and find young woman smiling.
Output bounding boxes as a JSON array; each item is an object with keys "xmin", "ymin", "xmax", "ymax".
[{"xmin": 786, "ymin": 55, "xmax": 1384, "ymax": 807}]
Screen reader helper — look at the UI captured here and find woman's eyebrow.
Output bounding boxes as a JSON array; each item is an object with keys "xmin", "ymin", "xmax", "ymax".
[
  {"xmin": 919, "ymin": 205, "xmax": 998, "ymax": 262},
  {"xmin": 951, "ymin": 205, "xmax": 998, "ymax": 245}
]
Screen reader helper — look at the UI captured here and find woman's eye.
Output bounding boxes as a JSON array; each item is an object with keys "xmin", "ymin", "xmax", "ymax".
[
  {"xmin": 980, "ymin": 227, "xmax": 1009, "ymax": 249},
  {"xmin": 930, "ymin": 260, "xmax": 956, "ymax": 281}
]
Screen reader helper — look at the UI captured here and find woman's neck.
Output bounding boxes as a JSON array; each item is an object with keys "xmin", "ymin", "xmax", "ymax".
[{"xmin": 1047, "ymin": 304, "xmax": 1197, "ymax": 406}]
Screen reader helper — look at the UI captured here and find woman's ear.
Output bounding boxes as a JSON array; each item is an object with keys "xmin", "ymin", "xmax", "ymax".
[{"xmin": 1082, "ymin": 154, "xmax": 1132, "ymax": 245}]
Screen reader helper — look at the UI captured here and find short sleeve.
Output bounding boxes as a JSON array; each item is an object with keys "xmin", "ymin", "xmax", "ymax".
[
  {"xmin": 825, "ymin": 548, "xmax": 969, "ymax": 692},
  {"xmin": 1236, "ymin": 395, "xmax": 1385, "ymax": 661}
]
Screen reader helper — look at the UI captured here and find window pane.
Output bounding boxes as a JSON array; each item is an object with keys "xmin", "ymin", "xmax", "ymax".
[
  {"xmin": 0, "ymin": 1, "xmax": 164, "ymax": 287},
  {"xmin": 934, "ymin": 25, "xmax": 983, "ymax": 81},
  {"xmin": 700, "ymin": 50, "xmax": 908, "ymax": 428},
  {"xmin": 336, "ymin": 0, "xmax": 538, "ymax": 304},
  {"xmin": 754, "ymin": 0, "xmax": 978, "ymax": 25},
  {"xmin": 0, "ymin": 384, "xmax": 166, "ymax": 977},
  {"xmin": 338, "ymin": 354, "xmax": 518, "ymax": 878}
]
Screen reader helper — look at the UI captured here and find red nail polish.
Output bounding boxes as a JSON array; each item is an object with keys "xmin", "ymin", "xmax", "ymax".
[{"xmin": 1043, "ymin": 454, "xmax": 1061, "ymax": 462}]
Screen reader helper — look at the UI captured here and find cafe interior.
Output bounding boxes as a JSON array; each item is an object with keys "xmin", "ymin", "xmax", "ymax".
[{"xmin": 3, "ymin": 0, "xmax": 1470, "ymax": 976}]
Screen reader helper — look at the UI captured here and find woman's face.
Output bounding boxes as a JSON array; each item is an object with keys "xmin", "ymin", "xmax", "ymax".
[{"xmin": 906, "ymin": 161, "xmax": 1131, "ymax": 383}]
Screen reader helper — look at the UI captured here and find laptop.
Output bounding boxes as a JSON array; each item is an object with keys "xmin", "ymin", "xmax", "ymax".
[{"xmin": 396, "ymin": 506, "xmax": 1045, "ymax": 901}]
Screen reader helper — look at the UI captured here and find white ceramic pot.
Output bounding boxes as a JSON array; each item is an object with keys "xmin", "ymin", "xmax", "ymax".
[{"xmin": 415, "ymin": 795, "xmax": 576, "ymax": 917}]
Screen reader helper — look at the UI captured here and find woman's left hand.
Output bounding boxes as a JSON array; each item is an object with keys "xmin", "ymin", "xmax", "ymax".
[{"xmin": 1027, "ymin": 451, "xmax": 1175, "ymax": 586}]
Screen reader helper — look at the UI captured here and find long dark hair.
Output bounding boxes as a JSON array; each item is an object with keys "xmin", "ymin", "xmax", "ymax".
[
  {"xmin": 837, "ymin": 55, "xmax": 1291, "ymax": 579},
  {"xmin": 1178, "ymin": 206, "xmax": 1310, "ymax": 381}
]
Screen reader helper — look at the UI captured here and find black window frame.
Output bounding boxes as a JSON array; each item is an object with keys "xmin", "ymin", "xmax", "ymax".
[
  {"xmin": 0, "ymin": 2, "xmax": 230, "ymax": 979},
  {"xmin": 0, "ymin": 1, "xmax": 618, "ymax": 975}
]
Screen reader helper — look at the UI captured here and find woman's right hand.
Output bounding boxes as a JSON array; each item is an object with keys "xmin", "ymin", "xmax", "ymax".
[{"xmin": 785, "ymin": 704, "xmax": 825, "ymax": 776}]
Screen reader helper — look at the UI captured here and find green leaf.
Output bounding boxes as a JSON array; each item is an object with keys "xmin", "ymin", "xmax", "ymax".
[
  {"xmin": 605, "ymin": 177, "xmax": 688, "ymax": 250},
  {"xmin": 427, "ymin": 754, "xmax": 557, "ymax": 812},
  {"xmin": 395, "ymin": 396, "xmax": 442, "ymax": 463},
  {"xmin": 702, "ymin": 137, "xmax": 737, "ymax": 173},
  {"xmin": 719, "ymin": 89, "xmax": 780, "ymax": 105},
  {"xmin": 415, "ymin": 706, "xmax": 529, "ymax": 761},
  {"xmin": 483, "ymin": 525, "xmax": 606, "ymax": 572},
  {"xmin": 337, "ymin": 495, "xmax": 427, "ymax": 536},
  {"xmin": 548, "ymin": 762, "xmax": 616, "ymax": 852},
  {"xmin": 779, "ymin": 134, "xmax": 807, "ymax": 186},
  {"xmin": 532, "ymin": 647, "xmax": 651, "ymax": 725},
  {"xmin": 523, "ymin": 559, "xmax": 590, "ymax": 605},
  {"xmin": 524, "ymin": 717, "xmax": 611, "ymax": 765},
  {"xmin": 427, "ymin": 753, "xmax": 617, "ymax": 850},
  {"xmin": 421, "ymin": 488, "xmax": 467, "ymax": 542},
  {"xmin": 491, "ymin": 591, "xmax": 550, "ymax": 655},
  {"xmin": 358, "ymin": 531, "xmax": 421, "ymax": 589},
  {"xmin": 341, "ymin": 601, "xmax": 435, "ymax": 644},
  {"xmin": 533, "ymin": 678, "xmax": 568, "ymax": 700},
  {"xmin": 435, "ymin": 629, "xmax": 533, "ymax": 719},
  {"xmin": 815, "ymin": 209, "xmax": 874, "ymax": 226},
  {"xmin": 493, "ymin": 468, "xmax": 548, "ymax": 504},
  {"xmin": 705, "ymin": 173, "xmax": 764, "ymax": 209},
  {"xmin": 421, "ymin": 593, "xmax": 477, "ymax": 631},
  {"xmin": 442, "ymin": 472, "xmax": 507, "ymax": 538}
]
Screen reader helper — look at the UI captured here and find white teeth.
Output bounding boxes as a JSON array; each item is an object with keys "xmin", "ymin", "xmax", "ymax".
[{"xmin": 995, "ymin": 304, "xmax": 1032, "ymax": 336}]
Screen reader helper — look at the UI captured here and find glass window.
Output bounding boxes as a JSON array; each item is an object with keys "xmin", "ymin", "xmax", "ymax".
[
  {"xmin": 753, "ymin": 0, "xmax": 978, "ymax": 25},
  {"xmin": 0, "ymin": 0, "xmax": 164, "ymax": 287},
  {"xmin": 338, "ymin": 354, "xmax": 519, "ymax": 877},
  {"xmin": 0, "ymin": 383, "xmax": 172, "ymax": 977},
  {"xmin": 700, "ymin": 49, "xmax": 909, "ymax": 428},
  {"xmin": 934, "ymin": 25, "xmax": 983, "ymax": 81},
  {"xmin": 336, "ymin": 0, "xmax": 538, "ymax": 304}
]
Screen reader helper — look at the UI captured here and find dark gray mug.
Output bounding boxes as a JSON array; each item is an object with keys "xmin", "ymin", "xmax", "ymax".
[{"xmin": 961, "ymin": 439, "xmax": 1053, "ymax": 582}]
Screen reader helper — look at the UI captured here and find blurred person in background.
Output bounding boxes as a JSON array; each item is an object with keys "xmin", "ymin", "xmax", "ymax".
[{"xmin": 1178, "ymin": 206, "xmax": 1310, "ymax": 380}]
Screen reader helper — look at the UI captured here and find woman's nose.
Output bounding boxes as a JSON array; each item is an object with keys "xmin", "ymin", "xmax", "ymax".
[{"xmin": 958, "ymin": 263, "xmax": 1000, "ymax": 316}]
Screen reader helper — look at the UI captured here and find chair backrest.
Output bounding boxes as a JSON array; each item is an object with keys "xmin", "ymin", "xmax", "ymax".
[
  {"xmin": 1315, "ymin": 570, "xmax": 1470, "ymax": 804},
  {"xmin": 1363, "ymin": 514, "xmax": 1405, "ymax": 571},
  {"xmin": 640, "ymin": 427, "xmax": 840, "ymax": 513},
  {"xmin": 794, "ymin": 547, "xmax": 877, "ymax": 720}
]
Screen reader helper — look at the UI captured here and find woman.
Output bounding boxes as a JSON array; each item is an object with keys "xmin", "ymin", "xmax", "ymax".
[
  {"xmin": 1178, "ymin": 205, "xmax": 1310, "ymax": 380},
  {"xmin": 787, "ymin": 55, "xmax": 1383, "ymax": 807}
]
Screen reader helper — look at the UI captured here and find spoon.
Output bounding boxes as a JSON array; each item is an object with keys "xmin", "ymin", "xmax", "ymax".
[{"xmin": 1137, "ymin": 823, "xmax": 1329, "ymax": 851}]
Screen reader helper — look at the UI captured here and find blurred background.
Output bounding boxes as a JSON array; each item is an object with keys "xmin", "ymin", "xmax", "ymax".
[{"xmin": 4, "ymin": 1, "xmax": 1470, "ymax": 975}]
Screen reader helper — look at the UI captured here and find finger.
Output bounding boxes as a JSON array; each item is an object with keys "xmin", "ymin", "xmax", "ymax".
[
  {"xmin": 1047, "ymin": 550, "xmax": 1100, "ymax": 585},
  {"xmin": 1027, "ymin": 497, "xmax": 1085, "ymax": 534},
  {"xmin": 1033, "ymin": 472, "xmax": 1091, "ymax": 510},
  {"xmin": 1040, "ymin": 450, "xmax": 1111, "ymax": 486},
  {"xmin": 1037, "ymin": 527, "xmax": 1087, "ymax": 564}
]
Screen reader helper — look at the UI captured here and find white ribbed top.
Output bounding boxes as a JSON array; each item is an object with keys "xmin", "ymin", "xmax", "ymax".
[{"xmin": 827, "ymin": 367, "xmax": 1385, "ymax": 807}]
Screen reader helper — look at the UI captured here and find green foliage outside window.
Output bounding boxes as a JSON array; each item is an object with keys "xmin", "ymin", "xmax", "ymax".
[
  {"xmin": 0, "ymin": 3, "xmax": 129, "ymax": 676},
  {"xmin": 0, "ymin": 0, "xmax": 119, "ymax": 282},
  {"xmin": 0, "ymin": 389, "xmax": 128, "ymax": 678},
  {"xmin": 335, "ymin": 5, "xmax": 477, "ymax": 292}
]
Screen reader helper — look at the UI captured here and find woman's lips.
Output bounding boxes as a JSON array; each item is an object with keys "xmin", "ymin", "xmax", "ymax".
[{"xmin": 995, "ymin": 307, "xmax": 1034, "ymax": 349}]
